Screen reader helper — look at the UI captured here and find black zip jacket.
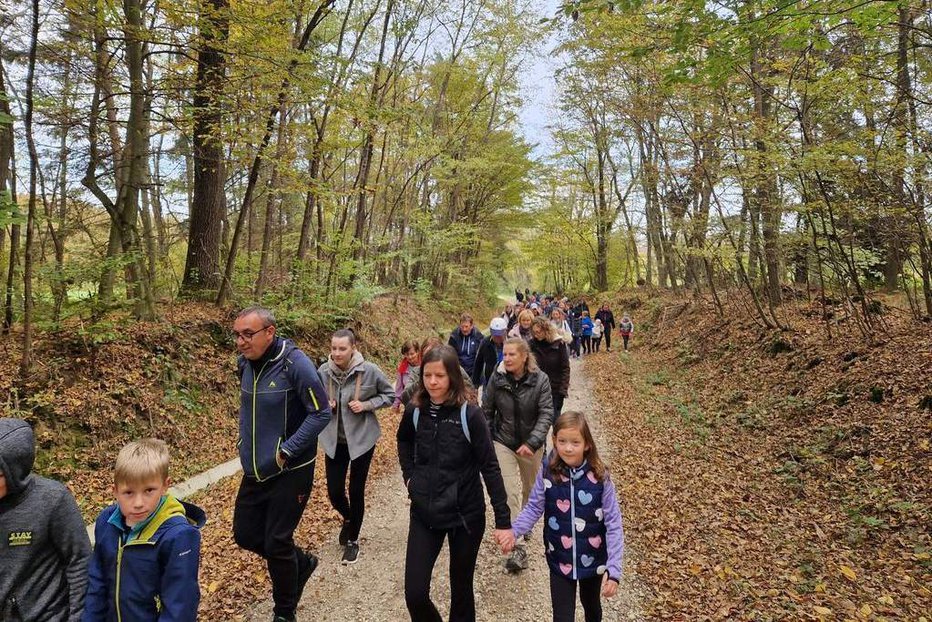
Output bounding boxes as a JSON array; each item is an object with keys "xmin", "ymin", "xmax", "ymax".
[
  {"xmin": 530, "ymin": 338, "xmax": 570, "ymax": 397},
  {"xmin": 595, "ymin": 309, "xmax": 615, "ymax": 331},
  {"xmin": 397, "ymin": 402, "xmax": 511, "ymax": 530},
  {"xmin": 471, "ymin": 336, "xmax": 503, "ymax": 387}
]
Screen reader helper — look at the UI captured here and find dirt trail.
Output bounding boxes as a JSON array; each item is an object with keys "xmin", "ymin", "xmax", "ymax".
[{"xmin": 248, "ymin": 358, "xmax": 646, "ymax": 621}]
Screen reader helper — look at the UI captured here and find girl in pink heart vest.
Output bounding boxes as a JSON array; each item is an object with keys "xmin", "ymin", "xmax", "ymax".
[{"xmin": 507, "ymin": 411, "xmax": 624, "ymax": 622}]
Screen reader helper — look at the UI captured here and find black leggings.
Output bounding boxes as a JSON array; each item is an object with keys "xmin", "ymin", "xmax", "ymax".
[
  {"xmin": 404, "ymin": 511, "xmax": 485, "ymax": 622},
  {"xmin": 581, "ymin": 335, "xmax": 592, "ymax": 354},
  {"xmin": 604, "ymin": 329, "xmax": 611, "ymax": 350},
  {"xmin": 592, "ymin": 337, "xmax": 602, "ymax": 352},
  {"xmin": 550, "ymin": 572, "xmax": 603, "ymax": 622},
  {"xmin": 325, "ymin": 443, "xmax": 376, "ymax": 542}
]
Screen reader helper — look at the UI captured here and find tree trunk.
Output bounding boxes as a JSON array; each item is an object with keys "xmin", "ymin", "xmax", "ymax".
[
  {"xmin": 351, "ymin": 0, "xmax": 394, "ymax": 264},
  {"xmin": 121, "ymin": 0, "xmax": 156, "ymax": 319},
  {"xmin": 0, "ymin": 52, "xmax": 20, "ymax": 333},
  {"xmin": 183, "ymin": 0, "xmax": 229, "ymax": 294},
  {"xmin": 21, "ymin": 0, "xmax": 40, "ymax": 376},
  {"xmin": 750, "ymin": 13, "xmax": 781, "ymax": 307},
  {"xmin": 255, "ymin": 101, "xmax": 288, "ymax": 298}
]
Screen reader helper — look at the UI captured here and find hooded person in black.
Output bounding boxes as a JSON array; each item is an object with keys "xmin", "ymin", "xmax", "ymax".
[{"xmin": 0, "ymin": 418, "xmax": 91, "ymax": 622}]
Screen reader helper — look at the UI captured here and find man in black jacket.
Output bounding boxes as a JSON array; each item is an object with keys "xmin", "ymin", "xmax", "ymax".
[
  {"xmin": 471, "ymin": 317, "xmax": 507, "ymax": 388},
  {"xmin": 448, "ymin": 313, "xmax": 484, "ymax": 375}
]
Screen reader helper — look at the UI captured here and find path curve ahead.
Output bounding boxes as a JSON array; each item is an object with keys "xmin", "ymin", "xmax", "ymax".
[{"xmin": 248, "ymin": 358, "xmax": 646, "ymax": 621}]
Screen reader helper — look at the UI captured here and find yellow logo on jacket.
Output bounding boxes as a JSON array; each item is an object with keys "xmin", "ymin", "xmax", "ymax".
[{"xmin": 8, "ymin": 531, "xmax": 33, "ymax": 546}]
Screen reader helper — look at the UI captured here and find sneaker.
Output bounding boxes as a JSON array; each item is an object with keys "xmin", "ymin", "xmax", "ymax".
[
  {"xmin": 504, "ymin": 546, "xmax": 529, "ymax": 573},
  {"xmin": 296, "ymin": 549, "xmax": 318, "ymax": 600},
  {"xmin": 342, "ymin": 540, "xmax": 359, "ymax": 565},
  {"xmin": 338, "ymin": 520, "xmax": 351, "ymax": 546}
]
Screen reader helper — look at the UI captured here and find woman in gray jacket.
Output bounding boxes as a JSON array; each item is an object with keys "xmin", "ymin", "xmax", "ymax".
[
  {"xmin": 482, "ymin": 336, "xmax": 554, "ymax": 573},
  {"xmin": 318, "ymin": 329, "xmax": 395, "ymax": 564}
]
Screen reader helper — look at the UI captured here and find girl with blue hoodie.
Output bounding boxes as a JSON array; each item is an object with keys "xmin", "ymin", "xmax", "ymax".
[{"xmin": 496, "ymin": 411, "xmax": 624, "ymax": 622}]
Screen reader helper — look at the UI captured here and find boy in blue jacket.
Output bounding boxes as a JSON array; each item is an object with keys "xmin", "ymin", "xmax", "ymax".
[{"xmin": 82, "ymin": 438, "xmax": 205, "ymax": 622}]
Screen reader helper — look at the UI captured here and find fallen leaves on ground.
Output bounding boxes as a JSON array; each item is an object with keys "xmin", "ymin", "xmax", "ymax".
[{"xmin": 588, "ymin": 289, "xmax": 931, "ymax": 620}]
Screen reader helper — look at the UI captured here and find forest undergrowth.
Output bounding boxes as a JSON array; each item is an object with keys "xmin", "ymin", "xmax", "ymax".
[{"xmin": 592, "ymin": 290, "xmax": 931, "ymax": 620}]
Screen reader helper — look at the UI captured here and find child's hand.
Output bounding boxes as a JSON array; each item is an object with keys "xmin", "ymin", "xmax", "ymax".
[
  {"xmin": 494, "ymin": 529, "xmax": 515, "ymax": 553},
  {"xmin": 601, "ymin": 575, "xmax": 619, "ymax": 598},
  {"xmin": 516, "ymin": 444, "xmax": 534, "ymax": 457}
]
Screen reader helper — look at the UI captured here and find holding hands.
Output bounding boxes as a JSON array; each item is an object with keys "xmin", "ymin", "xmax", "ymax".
[
  {"xmin": 493, "ymin": 529, "xmax": 515, "ymax": 553},
  {"xmin": 601, "ymin": 575, "xmax": 619, "ymax": 597}
]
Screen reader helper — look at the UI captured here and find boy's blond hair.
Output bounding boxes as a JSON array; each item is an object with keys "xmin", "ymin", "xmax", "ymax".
[{"xmin": 114, "ymin": 438, "xmax": 170, "ymax": 485}]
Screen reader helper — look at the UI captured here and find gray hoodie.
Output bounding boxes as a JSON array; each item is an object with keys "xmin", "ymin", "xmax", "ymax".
[
  {"xmin": 0, "ymin": 418, "xmax": 91, "ymax": 622},
  {"xmin": 318, "ymin": 351, "xmax": 395, "ymax": 460}
]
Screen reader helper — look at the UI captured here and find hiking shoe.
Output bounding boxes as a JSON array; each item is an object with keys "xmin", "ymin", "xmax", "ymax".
[
  {"xmin": 296, "ymin": 549, "xmax": 318, "ymax": 600},
  {"xmin": 338, "ymin": 520, "xmax": 351, "ymax": 546},
  {"xmin": 272, "ymin": 616, "xmax": 296, "ymax": 622},
  {"xmin": 342, "ymin": 540, "xmax": 360, "ymax": 565},
  {"xmin": 505, "ymin": 546, "xmax": 529, "ymax": 573}
]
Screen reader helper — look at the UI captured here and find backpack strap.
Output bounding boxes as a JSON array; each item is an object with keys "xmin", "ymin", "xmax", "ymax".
[
  {"xmin": 412, "ymin": 404, "xmax": 470, "ymax": 444},
  {"xmin": 460, "ymin": 402, "xmax": 471, "ymax": 443},
  {"xmin": 354, "ymin": 373, "xmax": 362, "ymax": 401}
]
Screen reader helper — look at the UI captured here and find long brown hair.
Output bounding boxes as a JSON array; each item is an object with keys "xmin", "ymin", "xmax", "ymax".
[
  {"xmin": 549, "ymin": 411, "xmax": 607, "ymax": 481},
  {"xmin": 414, "ymin": 345, "xmax": 468, "ymax": 408}
]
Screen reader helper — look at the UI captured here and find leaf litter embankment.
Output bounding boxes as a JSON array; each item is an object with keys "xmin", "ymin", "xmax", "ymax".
[{"xmin": 589, "ymin": 292, "xmax": 931, "ymax": 620}]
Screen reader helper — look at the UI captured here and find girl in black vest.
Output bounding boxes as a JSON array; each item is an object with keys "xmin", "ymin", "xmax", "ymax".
[{"xmin": 397, "ymin": 345, "xmax": 512, "ymax": 622}]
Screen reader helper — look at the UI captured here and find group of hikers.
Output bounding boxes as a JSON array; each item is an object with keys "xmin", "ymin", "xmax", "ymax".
[
  {"xmin": 0, "ymin": 296, "xmax": 632, "ymax": 622},
  {"xmin": 506, "ymin": 291, "xmax": 635, "ymax": 356}
]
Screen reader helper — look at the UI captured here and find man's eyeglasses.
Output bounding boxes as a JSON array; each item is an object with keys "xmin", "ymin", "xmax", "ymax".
[{"xmin": 231, "ymin": 326, "xmax": 271, "ymax": 342}]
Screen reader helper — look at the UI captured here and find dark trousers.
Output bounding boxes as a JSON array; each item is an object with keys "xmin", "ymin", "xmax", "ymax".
[
  {"xmin": 233, "ymin": 464, "xmax": 315, "ymax": 617},
  {"xmin": 604, "ymin": 330, "xmax": 612, "ymax": 351},
  {"xmin": 622, "ymin": 334, "xmax": 630, "ymax": 350},
  {"xmin": 570, "ymin": 336, "xmax": 581, "ymax": 357},
  {"xmin": 553, "ymin": 392, "xmax": 565, "ymax": 419},
  {"xmin": 592, "ymin": 337, "xmax": 602, "ymax": 352},
  {"xmin": 404, "ymin": 512, "xmax": 485, "ymax": 622},
  {"xmin": 550, "ymin": 572, "xmax": 603, "ymax": 622},
  {"xmin": 581, "ymin": 335, "xmax": 592, "ymax": 354},
  {"xmin": 325, "ymin": 443, "xmax": 375, "ymax": 542}
]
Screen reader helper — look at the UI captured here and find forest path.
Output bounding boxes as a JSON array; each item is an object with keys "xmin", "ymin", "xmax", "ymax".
[{"xmin": 247, "ymin": 357, "xmax": 647, "ymax": 621}]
